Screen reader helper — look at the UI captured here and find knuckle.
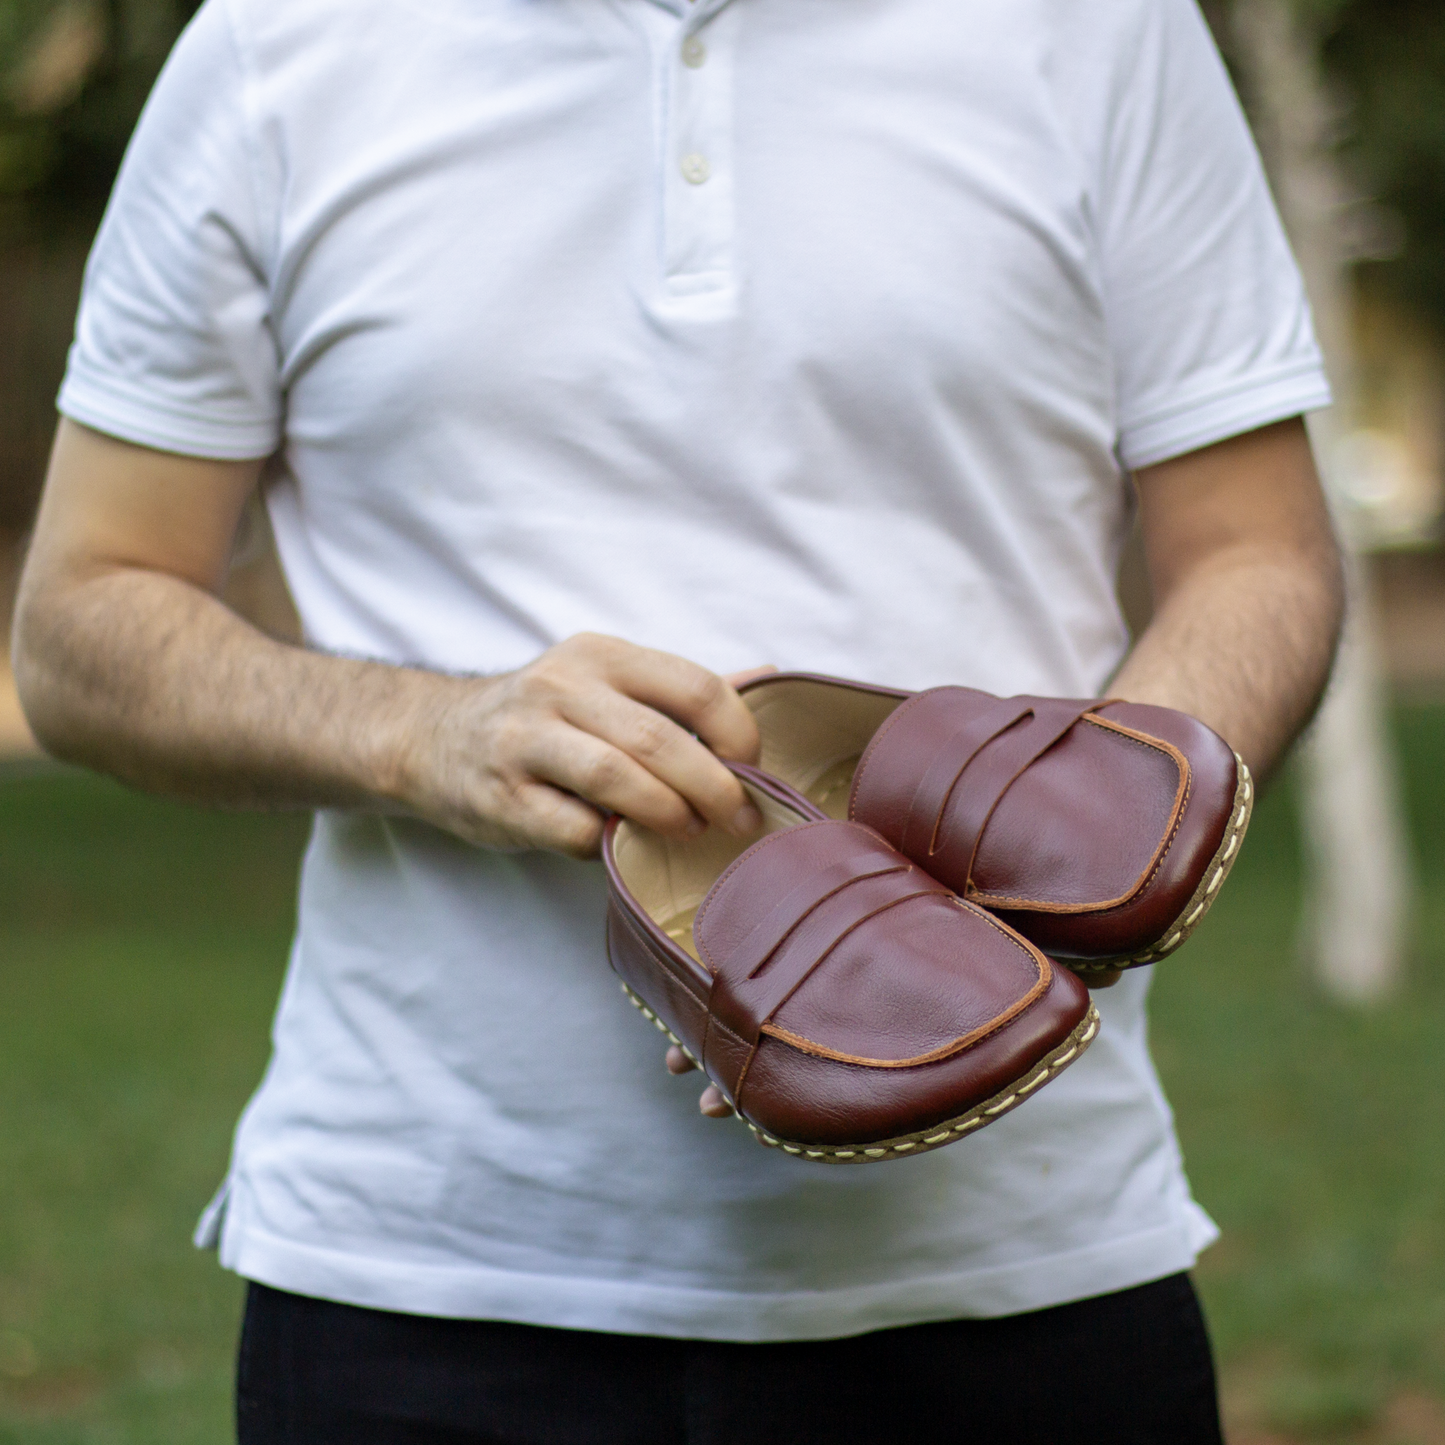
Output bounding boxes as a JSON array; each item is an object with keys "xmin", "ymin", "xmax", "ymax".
[
  {"xmin": 486, "ymin": 716, "xmax": 535, "ymax": 767},
  {"xmin": 679, "ymin": 669, "xmax": 726, "ymax": 717},
  {"xmin": 579, "ymin": 748, "xmax": 625, "ymax": 796},
  {"xmin": 516, "ymin": 783, "xmax": 603, "ymax": 858},
  {"xmin": 516, "ymin": 659, "xmax": 563, "ymax": 698},
  {"xmin": 555, "ymin": 810, "xmax": 603, "ymax": 858},
  {"xmin": 627, "ymin": 711, "xmax": 675, "ymax": 760},
  {"xmin": 479, "ymin": 772, "xmax": 529, "ymax": 828},
  {"xmin": 567, "ymin": 631, "xmax": 618, "ymax": 663}
]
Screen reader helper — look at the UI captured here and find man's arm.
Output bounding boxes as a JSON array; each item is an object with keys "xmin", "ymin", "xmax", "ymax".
[
  {"xmin": 11, "ymin": 420, "xmax": 765, "ymax": 856},
  {"xmin": 1111, "ymin": 417, "xmax": 1344, "ymax": 780}
]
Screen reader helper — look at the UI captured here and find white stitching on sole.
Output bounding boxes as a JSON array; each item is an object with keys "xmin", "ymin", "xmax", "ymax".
[
  {"xmin": 1113, "ymin": 758, "xmax": 1254, "ymax": 969},
  {"xmin": 618, "ymin": 984, "xmax": 1101, "ymax": 1164}
]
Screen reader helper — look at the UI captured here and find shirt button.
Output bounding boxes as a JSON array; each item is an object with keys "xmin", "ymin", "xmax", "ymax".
[
  {"xmin": 681, "ymin": 36, "xmax": 706, "ymax": 67},
  {"xmin": 680, "ymin": 152, "xmax": 711, "ymax": 185}
]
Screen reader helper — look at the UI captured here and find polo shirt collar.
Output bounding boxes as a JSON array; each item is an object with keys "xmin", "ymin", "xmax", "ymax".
[{"xmin": 643, "ymin": 0, "xmax": 736, "ymax": 28}]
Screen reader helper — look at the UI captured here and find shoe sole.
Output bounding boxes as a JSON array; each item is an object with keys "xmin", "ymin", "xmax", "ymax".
[
  {"xmin": 623, "ymin": 982, "xmax": 1100, "ymax": 1164},
  {"xmin": 1071, "ymin": 755, "xmax": 1255, "ymax": 975}
]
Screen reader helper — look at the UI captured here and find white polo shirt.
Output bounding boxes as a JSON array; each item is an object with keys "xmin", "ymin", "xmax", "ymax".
[{"xmin": 61, "ymin": 0, "xmax": 1329, "ymax": 1339}]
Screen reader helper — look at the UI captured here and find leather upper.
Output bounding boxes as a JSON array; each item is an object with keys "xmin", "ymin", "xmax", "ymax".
[
  {"xmin": 851, "ymin": 689, "xmax": 1181, "ymax": 908},
  {"xmin": 842, "ymin": 686, "xmax": 1239, "ymax": 960}
]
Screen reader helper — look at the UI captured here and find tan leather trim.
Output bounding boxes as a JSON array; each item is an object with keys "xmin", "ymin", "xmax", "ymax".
[
  {"xmin": 968, "ymin": 715, "xmax": 1192, "ymax": 915},
  {"xmin": 758, "ymin": 903, "xmax": 1052, "ymax": 1067}
]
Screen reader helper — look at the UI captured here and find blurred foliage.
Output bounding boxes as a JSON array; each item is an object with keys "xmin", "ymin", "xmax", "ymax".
[
  {"xmin": 1321, "ymin": 2, "xmax": 1445, "ymax": 334},
  {"xmin": 1207, "ymin": 0, "xmax": 1445, "ymax": 341},
  {"xmin": 0, "ymin": 0, "xmax": 201, "ymax": 531},
  {"xmin": 0, "ymin": 0, "xmax": 199, "ymax": 229}
]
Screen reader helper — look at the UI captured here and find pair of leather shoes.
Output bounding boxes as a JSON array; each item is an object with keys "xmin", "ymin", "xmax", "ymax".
[{"xmin": 603, "ymin": 673, "xmax": 1251, "ymax": 1164}]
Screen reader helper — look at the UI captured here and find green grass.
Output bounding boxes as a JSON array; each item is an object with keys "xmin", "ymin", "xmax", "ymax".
[
  {"xmin": 1153, "ymin": 706, "xmax": 1445, "ymax": 1441},
  {"xmin": 2, "ymin": 713, "xmax": 1445, "ymax": 1444},
  {"xmin": 0, "ymin": 768, "xmax": 306, "ymax": 1444}
]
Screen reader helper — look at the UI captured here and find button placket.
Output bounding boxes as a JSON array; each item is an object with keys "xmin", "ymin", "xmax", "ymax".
[{"xmin": 660, "ymin": 1, "xmax": 738, "ymax": 302}]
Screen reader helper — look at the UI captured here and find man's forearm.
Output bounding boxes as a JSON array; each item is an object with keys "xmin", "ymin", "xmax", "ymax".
[
  {"xmin": 1110, "ymin": 419, "xmax": 1346, "ymax": 783},
  {"xmin": 15, "ymin": 417, "xmax": 767, "ymax": 858},
  {"xmin": 14, "ymin": 565, "xmax": 443, "ymax": 811},
  {"xmin": 1111, "ymin": 542, "xmax": 1343, "ymax": 782}
]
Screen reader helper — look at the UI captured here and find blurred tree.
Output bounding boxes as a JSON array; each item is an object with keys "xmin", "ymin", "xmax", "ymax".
[{"xmin": 1208, "ymin": 0, "xmax": 1415, "ymax": 1004}]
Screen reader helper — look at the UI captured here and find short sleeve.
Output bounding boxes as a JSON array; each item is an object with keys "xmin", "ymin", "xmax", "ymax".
[
  {"xmin": 58, "ymin": 0, "xmax": 281, "ymax": 459},
  {"xmin": 1081, "ymin": 0, "xmax": 1333, "ymax": 470}
]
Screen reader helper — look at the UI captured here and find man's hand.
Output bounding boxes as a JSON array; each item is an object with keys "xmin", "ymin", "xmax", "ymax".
[
  {"xmin": 12, "ymin": 422, "xmax": 762, "ymax": 858},
  {"xmin": 393, "ymin": 635, "xmax": 763, "ymax": 856}
]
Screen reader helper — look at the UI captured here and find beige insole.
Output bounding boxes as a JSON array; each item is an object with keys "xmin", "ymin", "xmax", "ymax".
[
  {"xmin": 744, "ymin": 679, "xmax": 903, "ymax": 818},
  {"xmin": 808, "ymin": 756, "xmax": 862, "ymax": 819},
  {"xmin": 612, "ymin": 783, "xmax": 806, "ymax": 963},
  {"xmin": 660, "ymin": 904, "xmax": 701, "ymax": 957},
  {"xmin": 652, "ymin": 758, "xmax": 855, "ymax": 954}
]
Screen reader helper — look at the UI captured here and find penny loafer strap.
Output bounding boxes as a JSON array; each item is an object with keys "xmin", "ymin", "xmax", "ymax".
[
  {"xmin": 721, "ymin": 853, "xmax": 908, "ymax": 982},
  {"xmin": 909, "ymin": 698, "xmax": 1103, "ymax": 892},
  {"xmin": 898, "ymin": 696, "xmax": 1037, "ymax": 861},
  {"xmin": 705, "ymin": 859, "xmax": 947, "ymax": 1049}
]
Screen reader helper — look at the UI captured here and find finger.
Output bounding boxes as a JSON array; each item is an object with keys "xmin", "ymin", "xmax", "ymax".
[
  {"xmin": 699, "ymin": 1084, "xmax": 735, "ymax": 1118},
  {"xmin": 557, "ymin": 691, "xmax": 762, "ymax": 838},
  {"xmin": 592, "ymin": 638, "xmax": 762, "ymax": 766},
  {"xmin": 527, "ymin": 725, "xmax": 712, "ymax": 840},
  {"xmin": 493, "ymin": 781, "xmax": 607, "ymax": 859},
  {"xmin": 725, "ymin": 665, "xmax": 778, "ymax": 689},
  {"xmin": 666, "ymin": 1045, "xmax": 696, "ymax": 1075}
]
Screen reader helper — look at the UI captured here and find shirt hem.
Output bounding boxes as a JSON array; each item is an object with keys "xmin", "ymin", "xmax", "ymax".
[
  {"xmin": 1119, "ymin": 359, "xmax": 1333, "ymax": 471},
  {"xmin": 216, "ymin": 1211, "xmax": 1219, "ymax": 1342},
  {"xmin": 58, "ymin": 368, "xmax": 280, "ymax": 461}
]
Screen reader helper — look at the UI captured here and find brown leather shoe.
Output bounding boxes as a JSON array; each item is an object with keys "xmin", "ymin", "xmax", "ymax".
[
  {"xmin": 603, "ymin": 763, "xmax": 1096, "ymax": 1162},
  {"xmin": 737, "ymin": 673, "xmax": 1252, "ymax": 970}
]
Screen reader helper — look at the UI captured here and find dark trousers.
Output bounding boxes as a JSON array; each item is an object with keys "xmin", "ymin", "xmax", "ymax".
[{"xmin": 236, "ymin": 1272, "xmax": 1223, "ymax": 1445}]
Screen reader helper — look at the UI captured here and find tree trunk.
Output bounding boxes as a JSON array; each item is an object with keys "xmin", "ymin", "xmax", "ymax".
[{"xmin": 1227, "ymin": 0, "xmax": 1412, "ymax": 1002}]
